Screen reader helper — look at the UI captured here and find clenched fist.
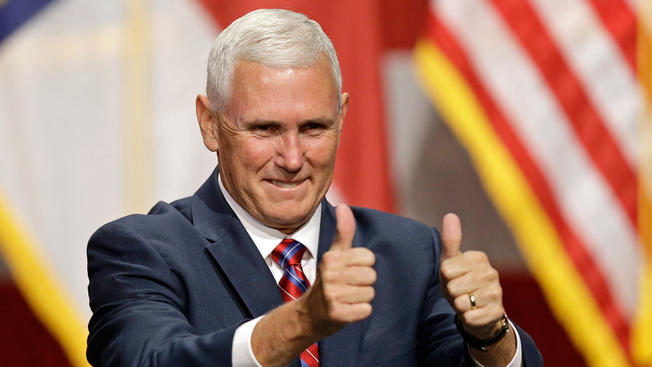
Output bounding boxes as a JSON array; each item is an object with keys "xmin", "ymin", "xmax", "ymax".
[
  {"xmin": 251, "ymin": 205, "xmax": 376, "ymax": 367},
  {"xmin": 439, "ymin": 213, "xmax": 517, "ymax": 365},
  {"xmin": 302, "ymin": 204, "xmax": 377, "ymax": 337}
]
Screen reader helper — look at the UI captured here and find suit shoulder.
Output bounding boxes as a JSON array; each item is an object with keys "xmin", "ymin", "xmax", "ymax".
[{"xmin": 90, "ymin": 197, "xmax": 194, "ymax": 242}]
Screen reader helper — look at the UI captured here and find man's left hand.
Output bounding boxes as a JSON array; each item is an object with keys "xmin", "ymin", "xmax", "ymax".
[{"xmin": 439, "ymin": 213, "xmax": 517, "ymax": 365}]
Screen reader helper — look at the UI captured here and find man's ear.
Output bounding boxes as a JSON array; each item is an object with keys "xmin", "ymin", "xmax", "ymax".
[
  {"xmin": 338, "ymin": 92, "xmax": 350, "ymax": 131},
  {"xmin": 196, "ymin": 94, "xmax": 219, "ymax": 152}
]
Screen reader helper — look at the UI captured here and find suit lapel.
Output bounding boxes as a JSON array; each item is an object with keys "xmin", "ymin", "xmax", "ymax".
[
  {"xmin": 192, "ymin": 169, "xmax": 283, "ymax": 318},
  {"xmin": 204, "ymin": 229, "xmax": 283, "ymax": 318},
  {"xmin": 317, "ymin": 203, "xmax": 363, "ymax": 367}
]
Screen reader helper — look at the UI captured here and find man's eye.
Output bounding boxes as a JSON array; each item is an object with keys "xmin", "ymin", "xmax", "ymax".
[
  {"xmin": 302, "ymin": 123, "xmax": 327, "ymax": 134},
  {"xmin": 251, "ymin": 125, "xmax": 276, "ymax": 135},
  {"xmin": 307, "ymin": 123, "xmax": 323, "ymax": 129}
]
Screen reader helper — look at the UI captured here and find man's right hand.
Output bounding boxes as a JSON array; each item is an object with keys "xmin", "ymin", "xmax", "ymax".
[
  {"xmin": 251, "ymin": 204, "xmax": 376, "ymax": 366},
  {"xmin": 300, "ymin": 204, "xmax": 377, "ymax": 337}
]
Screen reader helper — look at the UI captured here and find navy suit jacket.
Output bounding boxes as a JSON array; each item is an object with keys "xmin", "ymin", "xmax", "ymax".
[{"xmin": 87, "ymin": 169, "xmax": 543, "ymax": 366}]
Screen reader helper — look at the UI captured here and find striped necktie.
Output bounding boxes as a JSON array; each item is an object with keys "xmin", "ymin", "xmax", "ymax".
[{"xmin": 271, "ymin": 238, "xmax": 320, "ymax": 367}]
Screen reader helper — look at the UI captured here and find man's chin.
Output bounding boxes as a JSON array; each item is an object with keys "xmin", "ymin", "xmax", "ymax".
[{"xmin": 260, "ymin": 210, "xmax": 314, "ymax": 234}]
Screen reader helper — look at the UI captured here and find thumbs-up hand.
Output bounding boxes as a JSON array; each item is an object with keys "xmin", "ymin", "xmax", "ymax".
[
  {"xmin": 301, "ymin": 204, "xmax": 376, "ymax": 338},
  {"xmin": 439, "ymin": 213, "xmax": 508, "ymax": 342}
]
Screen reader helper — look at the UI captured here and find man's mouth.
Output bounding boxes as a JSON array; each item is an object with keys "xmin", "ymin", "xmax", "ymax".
[{"xmin": 268, "ymin": 179, "xmax": 306, "ymax": 188}]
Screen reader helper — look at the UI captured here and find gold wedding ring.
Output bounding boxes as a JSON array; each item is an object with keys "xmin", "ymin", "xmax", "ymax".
[{"xmin": 469, "ymin": 293, "xmax": 477, "ymax": 309}]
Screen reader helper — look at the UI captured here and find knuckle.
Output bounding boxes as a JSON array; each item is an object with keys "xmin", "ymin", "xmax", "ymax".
[
  {"xmin": 358, "ymin": 267, "xmax": 376, "ymax": 283},
  {"xmin": 454, "ymin": 296, "xmax": 466, "ymax": 310},
  {"xmin": 363, "ymin": 247, "xmax": 376, "ymax": 264},
  {"xmin": 486, "ymin": 267, "xmax": 499, "ymax": 280},
  {"xmin": 361, "ymin": 303, "xmax": 373, "ymax": 318},
  {"xmin": 468, "ymin": 250, "xmax": 488, "ymax": 262},
  {"xmin": 368, "ymin": 268, "xmax": 377, "ymax": 284},
  {"xmin": 321, "ymin": 269, "xmax": 337, "ymax": 283},
  {"xmin": 350, "ymin": 303, "xmax": 372, "ymax": 321},
  {"xmin": 356, "ymin": 285, "xmax": 374, "ymax": 300},
  {"xmin": 462, "ymin": 312, "xmax": 477, "ymax": 326},
  {"xmin": 446, "ymin": 282, "xmax": 457, "ymax": 296},
  {"xmin": 479, "ymin": 251, "xmax": 488, "ymax": 262},
  {"xmin": 479, "ymin": 267, "xmax": 498, "ymax": 284},
  {"xmin": 354, "ymin": 248, "xmax": 375, "ymax": 264},
  {"xmin": 440, "ymin": 264, "xmax": 453, "ymax": 279},
  {"xmin": 367, "ymin": 286, "xmax": 375, "ymax": 300},
  {"xmin": 365, "ymin": 251, "xmax": 376, "ymax": 265},
  {"xmin": 487, "ymin": 286, "xmax": 502, "ymax": 300}
]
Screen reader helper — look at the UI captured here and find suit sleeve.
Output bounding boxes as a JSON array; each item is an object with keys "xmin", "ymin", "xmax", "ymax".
[
  {"xmin": 417, "ymin": 228, "xmax": 544, "ymax": 366},
  {"xmin": 87, "ymin": 221, "xmax": 239, "ymax": 366}
]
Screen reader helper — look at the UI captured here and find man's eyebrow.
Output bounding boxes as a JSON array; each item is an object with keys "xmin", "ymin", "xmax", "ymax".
[
  {"xmin": 303, "ymin": 117, "xmax": 337, "ymax": 125},
  {"xmin": 235, "ymin": 119, "xmax": 283, "ymax": 129},
  {"xmin": 241, "ymin": 117, "xmax": 337, "ymax": 126},
  {"xmin": 243, "ymin": 119, "xmax": 280, "ymax": 125}
]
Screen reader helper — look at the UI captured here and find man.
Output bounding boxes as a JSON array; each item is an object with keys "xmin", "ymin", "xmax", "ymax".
[{"xmin": 87, "ymin": 9, "xmax": 542, "ymax": 366}]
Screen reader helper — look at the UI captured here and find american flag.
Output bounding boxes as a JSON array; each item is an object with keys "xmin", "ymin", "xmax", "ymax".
[{"xmin": 415, "ymin": 0, "xmax": 652, "ymax": 365}]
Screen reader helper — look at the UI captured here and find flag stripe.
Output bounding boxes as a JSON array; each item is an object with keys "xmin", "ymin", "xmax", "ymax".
[
  {"xmin": 122, "ymin": 0, "xmax": 153, "ymax": 215},
  {"xmin": 632, "ymin": 10, "xmax": 652, "ymax": 364},
  {"xmin": 585, "ymin": 0, "xmax": 637, "ymax": 71},
  {"xmin": 0, "ymin": 191, "xmax": 88, "ymax": 367},
  {"xmin": 462, "ymin": 0, "xmax": 642, "ymax": 319},
  {"xmin": 642, "ymin": 0, "xmax": 652, "ymax": 47},
  {"xmin": 434, "ymin": 0, "xmax": 640, "ymax": 319},
  {"xmin": 0, "ymin": 0, "xmax": 52, "ymax": 43},
  {"xmin": 422, "ymin": 12, "xmax": 632, "ymax": 353},
  {"xmin": 528, "ymin": 0, "xmax": 640, "ymax": 169},
  {"xmin": 414, "ymin": 38, "xmax": 631, "ymax": 367},
  {"xmin": 421, "ymin": 0, "xmax": 650, "ymax": 364},
  {"xmin": 489, "ymin": 0, "xmax": 638, "ymax": 229}
]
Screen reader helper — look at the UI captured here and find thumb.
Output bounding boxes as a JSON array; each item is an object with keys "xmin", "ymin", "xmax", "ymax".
[
  {"xmin": 441, "ymin": 213, "xmax": 462, "ymax": 260},
  {"xmin": 330, "ymin": 204, "xmax": 356, "ymax": 251}
]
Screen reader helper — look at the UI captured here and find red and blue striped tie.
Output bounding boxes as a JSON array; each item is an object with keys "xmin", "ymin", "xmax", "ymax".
[{"xmin": 271, "ymin": 238, "xmax": 320, "ymax": 367}]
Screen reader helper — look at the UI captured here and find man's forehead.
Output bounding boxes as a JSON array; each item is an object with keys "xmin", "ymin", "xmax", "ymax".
[
  {"xmin": 228, "ymin": 59, "xmax": 340, "ymax": 109},
  {"xmin": 233, "ymin": 56, "xmax": 338, "ymax": 88}
]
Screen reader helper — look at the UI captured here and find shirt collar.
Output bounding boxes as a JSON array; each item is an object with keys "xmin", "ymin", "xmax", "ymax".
[{"xmin": 218, "ymin": 173, "xmax": 321, "ymax": 261}]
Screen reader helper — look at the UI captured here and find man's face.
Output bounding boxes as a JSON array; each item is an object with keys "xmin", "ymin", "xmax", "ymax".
[{"xmin": 204, "ymin": 56, "xmax": 348, "ymax": 234}]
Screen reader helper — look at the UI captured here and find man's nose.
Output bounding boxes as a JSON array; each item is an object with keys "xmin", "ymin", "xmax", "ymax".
[{"xmin": 275, "ymin": 131, "xmax": 304, "ymax": 172}]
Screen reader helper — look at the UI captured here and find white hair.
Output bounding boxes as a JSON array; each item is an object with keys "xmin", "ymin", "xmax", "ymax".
[{"xmin": 206, "ymin": 9, "xmax": 342, "ymax": 112}]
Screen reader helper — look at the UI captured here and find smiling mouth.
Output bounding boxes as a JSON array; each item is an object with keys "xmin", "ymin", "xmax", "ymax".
[{"xmin": 267, "ymin": 179, "xmax": 306, "ymax": 188}]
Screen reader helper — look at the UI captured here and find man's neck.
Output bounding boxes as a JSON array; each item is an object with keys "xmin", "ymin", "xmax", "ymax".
[{"xmin": 217, "ymin": 172, "xmax": 321, "ymax": 260}]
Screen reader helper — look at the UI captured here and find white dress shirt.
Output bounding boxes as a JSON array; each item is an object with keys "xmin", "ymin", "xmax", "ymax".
[
  {"xmin": 218, "ymin": 175, "xmax": 522, "ymax": 367},
  {"xmin": 219, "ymin": 176, "xmax": 319, "ymax": 367}
]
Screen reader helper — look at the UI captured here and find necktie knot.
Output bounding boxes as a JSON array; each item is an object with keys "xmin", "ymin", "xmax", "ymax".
[{"xmin": 272, "ymin": 238, "xmax": 307, "ymax": 268}]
